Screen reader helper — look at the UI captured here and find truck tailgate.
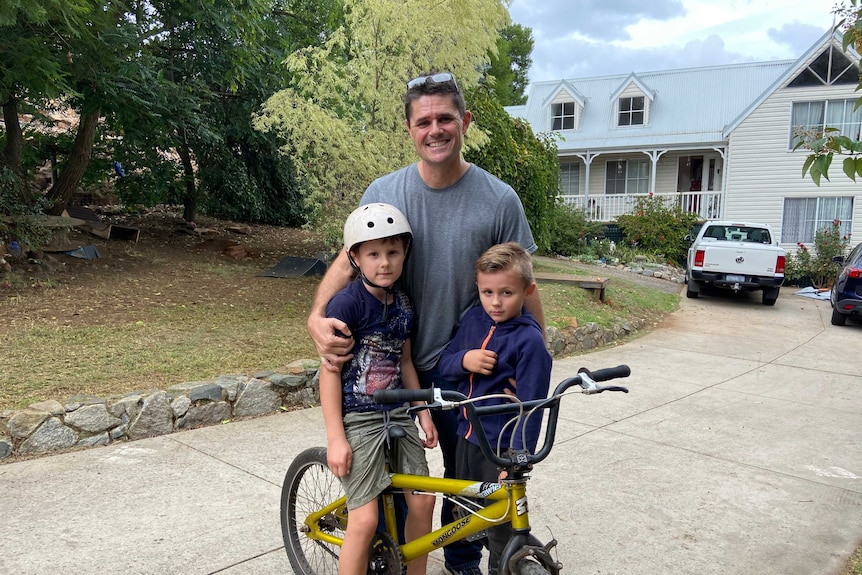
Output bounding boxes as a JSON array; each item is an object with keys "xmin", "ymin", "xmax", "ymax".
[{"xmin": 700, "ymin": 242, "xmax": 780, "ymax": 275}]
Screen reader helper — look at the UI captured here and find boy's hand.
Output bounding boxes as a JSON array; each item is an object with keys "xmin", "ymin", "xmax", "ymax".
[
  {"xmin": 418, "ymin": 412, "xmax": 438, "ymax": 449},
  {"xmin": 327, "ymin": 437, "xmax": 353, "ymax": 477},
  {"xmin": 462, "ymin": 349, "xmax": 497, "ymax": 375}
]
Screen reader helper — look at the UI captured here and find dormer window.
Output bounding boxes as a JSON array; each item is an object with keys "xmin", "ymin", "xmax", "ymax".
[
  {"xmin": 552, "ymin": 101, "xmax": 576, "ymax": 130},
  {"xmin": 544, "ymin": 83, "xmax": 585, "ymax": 132},
  {"xmin": 618, "ymin": 96, "xmax": 645, "ymax": 126}
]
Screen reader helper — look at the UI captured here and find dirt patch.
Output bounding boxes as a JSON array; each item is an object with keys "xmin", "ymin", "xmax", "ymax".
[{"xmin": 1, "ymin": 207, "xmax": 327, "ymax": 332}]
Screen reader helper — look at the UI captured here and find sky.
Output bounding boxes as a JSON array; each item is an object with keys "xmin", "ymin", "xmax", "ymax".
[{"xmin": 508, "ymin": 0, "xmax": 843, "ymax": 85}]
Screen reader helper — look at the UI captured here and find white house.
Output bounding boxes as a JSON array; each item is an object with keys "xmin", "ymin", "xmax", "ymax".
[{"xmin": 505, "ymin": 29, "xmax": 861, "ymax": 248}]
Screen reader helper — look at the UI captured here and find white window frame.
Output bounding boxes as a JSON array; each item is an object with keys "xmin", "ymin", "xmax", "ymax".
[
  {"xmin": 618, "ymin": 96, "xmax": 645, "ymax": 127},
  {"xmin": 780, "ymin": 196, "xmax": 853, "ymax": 243},
  {"xmin": 551, "ymin": 101, "xmax": 576, "ymax": 131},
  {"xmin": 559, "ymin": 162, "xmax": 580, "ymax": 195},
  {"xmin": 605, "ymin": 159, "xmax": 649, "ymax": 194},
  {"xmin": 789, "ymin": 99, "xmax": 862, "ymax": 149}
]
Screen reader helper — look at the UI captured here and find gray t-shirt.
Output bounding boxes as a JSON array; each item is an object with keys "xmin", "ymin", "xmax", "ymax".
[{"xmin": 361, "ymin": 163, "xmax": 537, "ymax": 370}]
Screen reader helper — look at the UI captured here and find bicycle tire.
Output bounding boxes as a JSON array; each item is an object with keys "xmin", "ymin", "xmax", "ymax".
[
  {"xmin": 514, "ymin": 558, "xmax": 552, "ymax": 575},
  {"xmin": 282, "ymin": 447, "xmax": 345, "ymax": 575}
]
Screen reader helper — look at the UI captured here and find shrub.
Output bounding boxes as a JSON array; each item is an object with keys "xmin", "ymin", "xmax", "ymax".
[
  {"xmin": 463, "ymin": 85, "xmax": 559, "ymax": 252},
  {"xmin": 786, "ymin": 220, "xmax": 851, "ymax": 288},
  {"xmin": 615, "ymin": 194, "xmax": 701, "ymax": 265},
  {"xmin": 0, "ymin": 166, "xmax": 50, "ymax": 251},
  {"xmin": 546, "ymin": 201, "xmax": 603, "ymax": 257}
]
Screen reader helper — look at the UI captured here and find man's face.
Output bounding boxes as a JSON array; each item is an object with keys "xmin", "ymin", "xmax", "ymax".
[{"xmin": 406, "ymin": 94, "xmax": 471, "ymax": 169}]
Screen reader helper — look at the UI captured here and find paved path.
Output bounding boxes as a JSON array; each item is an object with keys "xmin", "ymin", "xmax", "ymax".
[{"xmin": 1, "ymin": 290, "xmax": 860, "ymax": 574}]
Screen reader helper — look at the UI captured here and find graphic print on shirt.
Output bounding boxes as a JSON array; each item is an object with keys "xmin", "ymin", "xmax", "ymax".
[{"xmin": 339, "ymin": 289, "xmax": 413, "ymax": 413}]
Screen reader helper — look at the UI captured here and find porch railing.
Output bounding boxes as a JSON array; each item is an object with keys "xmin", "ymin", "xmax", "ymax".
[{"xmin": 559, "ymin": 191, "xmax": 723, "ymax": 222}]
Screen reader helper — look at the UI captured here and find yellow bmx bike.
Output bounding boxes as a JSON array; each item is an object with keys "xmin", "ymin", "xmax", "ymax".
[{"xmin": 281, "ymin": 364, "xmax": 631, "ymax": 575}]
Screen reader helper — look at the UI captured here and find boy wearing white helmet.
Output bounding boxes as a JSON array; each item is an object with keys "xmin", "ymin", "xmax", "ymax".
[{"xmin": 320, "ymin": 203, "xmax": 438, "ymax": 575}]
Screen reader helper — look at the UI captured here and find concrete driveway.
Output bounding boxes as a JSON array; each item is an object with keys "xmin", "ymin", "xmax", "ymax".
[{"xmin": 1, "ymin": 289, "xmax": 860, "ymax": 574}]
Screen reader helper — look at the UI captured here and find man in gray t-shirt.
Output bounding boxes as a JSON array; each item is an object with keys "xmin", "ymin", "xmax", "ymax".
[
  {"xmin": 361, "ymin": 162, "xmax": 537, "ymax": 371},
  {"xmin": 307, "ymin": 71, "xmax": 544, "ymax": 575}
]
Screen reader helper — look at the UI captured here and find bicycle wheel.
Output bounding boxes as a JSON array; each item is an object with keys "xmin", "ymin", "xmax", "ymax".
[
  {"xmin": 514, "ymin": 559, "xmax": 552, "ymax": 575},
  {"xmin": 282, "ymin": 447, "xmax": 346, "ymax": 575}
]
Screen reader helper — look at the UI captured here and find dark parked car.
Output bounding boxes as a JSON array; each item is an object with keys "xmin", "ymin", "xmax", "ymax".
[{"xmin": 830, "ymin": 241, "xmax": 862, "ymax": 326}]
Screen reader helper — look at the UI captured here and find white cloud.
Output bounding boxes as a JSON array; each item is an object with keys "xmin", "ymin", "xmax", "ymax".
[{"xmin": 509, "ymin": 0, "xmax": 839, "ymax": 83}]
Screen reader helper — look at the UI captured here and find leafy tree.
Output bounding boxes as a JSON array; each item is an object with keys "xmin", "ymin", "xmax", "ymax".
[
  {"xmin": 108, "ymin": 0, "xmax": 346, "ymax": 225},
  {"xmin": 485, "ymin": 23, "xmax": 534, "ymax": 106},
  {"xmin": 0, "ymin": 0, "xmax": 93, "ymax": 201},
  {"xmin": 462, "ymin": 85, "xmax": 558, "ymax": 251},
  {"xmin": 2, "ymin": 0, "xmax": 337, "ymax": 225},
  {"xmin": 106, "ymin": 0, "xmax": 301, "ymax": 223},
  {"xmin": 796, "ymin": 0, "xmax": 862, "ymax": 184},
  {"xmin": 255, "ymin": 0, "xmax": 510, "ymax": 240}
]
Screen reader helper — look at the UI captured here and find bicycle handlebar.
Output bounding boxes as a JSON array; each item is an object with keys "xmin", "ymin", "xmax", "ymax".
[
  {"xmin": 373, "ymin": 388, "xmax": 435, "ymax": 404},
  {"xmin": 372, "ymin": 364, "xmax": 631, "ymax": 471}
]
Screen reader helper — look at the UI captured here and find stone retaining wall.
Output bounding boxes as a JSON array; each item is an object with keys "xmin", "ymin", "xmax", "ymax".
[
  {"xmin": 0, "ymin": 360, "xmax": 321, "ymax": 461},
  {"xmin": 0, "ymin": 318, "xmax": 648, "ymax": 461}
]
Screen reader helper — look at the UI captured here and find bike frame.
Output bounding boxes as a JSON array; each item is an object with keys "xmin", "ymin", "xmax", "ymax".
[{"xmin": 303, "ymin": 472, "xmax": 527, "ymax": 564}]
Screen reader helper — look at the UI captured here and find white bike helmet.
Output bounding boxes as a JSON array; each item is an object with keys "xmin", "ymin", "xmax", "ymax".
[
  {"xmin": 343, "ymin": 203, "xmax": 413, "ymax": 302},
  {"xmin": 343, "ymin": 203, "xmax": 412, "ymax": 258}
]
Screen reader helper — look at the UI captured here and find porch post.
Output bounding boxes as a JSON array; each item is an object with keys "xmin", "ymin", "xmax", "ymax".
[
  {"xmin": 642, "ymin": 149, "xmax": 667, "ymax": 194},
  {"xmin": 713, "ymin": 146, "xmax": 727, "ymax": 219}
]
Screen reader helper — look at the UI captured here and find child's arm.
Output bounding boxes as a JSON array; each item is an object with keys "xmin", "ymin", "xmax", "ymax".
[
  {"xmin": 401, "ymin": 339, "xmax": 437, "ymax": 449},
  {"xmin": 512, "ymin": 335, "xmax": 553, "ymax": 452},
  {"xmin": 319, "ymin": 365, "xmax": 353, "ymax": 477}
]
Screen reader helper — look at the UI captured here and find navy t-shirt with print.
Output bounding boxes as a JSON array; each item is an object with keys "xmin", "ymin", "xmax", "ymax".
[{"xmin": 325, "ymin": 280, "xmax": 413, "ymax": 414}]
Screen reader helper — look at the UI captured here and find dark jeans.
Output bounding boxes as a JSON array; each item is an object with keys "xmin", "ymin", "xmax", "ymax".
[
  {"xmin": 419, "ymin": 366, "xmax": 483, "ymax": 571},
  {"xmin": 456, "ymin": 437, "xmax": 509, "ymax": 574},
  {"xmin": 377, "ymin": 365, "xmax": 483, "ymax": 570}
]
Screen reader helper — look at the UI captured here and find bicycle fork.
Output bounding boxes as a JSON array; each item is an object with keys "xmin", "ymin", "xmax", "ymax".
[{"xmin": 499, "ymin": 479, "xmax": 562, "ymax": 575}]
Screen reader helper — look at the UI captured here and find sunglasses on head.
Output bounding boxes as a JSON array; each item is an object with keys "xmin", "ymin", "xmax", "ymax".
[{"xmin": 406, "ymin": 72, "xmax": 457, "ymax": 90}]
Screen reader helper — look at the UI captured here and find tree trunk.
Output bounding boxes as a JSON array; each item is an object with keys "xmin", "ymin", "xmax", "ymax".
[
  {"xmin": 45, "ymin": 109, "xmax": 100, "ymax": 215},
  {"xmin": 176, "ymin": 138, "xmax": 198, "ymax": 222},
  {"xmin": 2, "ymin": 98, "xmax": 24, "ymax": 170}
]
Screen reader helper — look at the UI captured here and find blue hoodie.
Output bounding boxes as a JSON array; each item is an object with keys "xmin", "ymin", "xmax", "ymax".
[{"xmin": 439, "ymin": 305, "xmax": 552, "ymax": 452}]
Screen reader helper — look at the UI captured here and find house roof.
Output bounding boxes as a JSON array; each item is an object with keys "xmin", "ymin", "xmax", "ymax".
[
  {"xmin": 506, "ymin": 58, "xmax": 798, "ymax": 154},
  {"xmin": 725, "ymin": 29, "xmax": 857, "ymax": 134}
]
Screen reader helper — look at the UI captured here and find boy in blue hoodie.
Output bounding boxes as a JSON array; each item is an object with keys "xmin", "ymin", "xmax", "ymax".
[{"xmin": 438, "ymin": 242, "xmax": 552, "ymax": 575}]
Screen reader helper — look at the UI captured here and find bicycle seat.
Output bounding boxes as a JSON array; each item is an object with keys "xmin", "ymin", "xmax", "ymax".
[{"xmin": 387, "ymin": 425, "xmax": 408, "ymax": 440}]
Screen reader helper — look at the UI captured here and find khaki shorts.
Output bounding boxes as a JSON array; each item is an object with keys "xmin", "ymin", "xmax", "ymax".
[{"xmin": 341, "ymin": 406, "xmax": 430, "ymax": 510}]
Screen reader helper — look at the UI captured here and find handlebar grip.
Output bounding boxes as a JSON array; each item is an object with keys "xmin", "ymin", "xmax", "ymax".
[
  {"xmin": 582, "ymin": 364, "xmax": 631, "ymax": 382},
  {"xmin": 373, "ymin": 388, "xmax": 434, "ymax": 404}
]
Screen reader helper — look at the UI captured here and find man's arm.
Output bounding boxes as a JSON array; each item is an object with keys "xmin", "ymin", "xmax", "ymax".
[{"xmin": 307, "ymin": 250, "xmax": 357, "ymax": 372}]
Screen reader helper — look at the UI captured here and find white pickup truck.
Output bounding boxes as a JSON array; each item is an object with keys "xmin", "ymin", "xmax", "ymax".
[{"xmin": 685, "ymin": 221, "xmax": 786, "ymax": 306}]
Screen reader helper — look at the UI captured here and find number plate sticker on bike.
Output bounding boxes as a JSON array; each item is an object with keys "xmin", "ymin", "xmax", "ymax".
[{"xmin": 726, "ymin": 274, "xmax": 745, "ymax": 282}]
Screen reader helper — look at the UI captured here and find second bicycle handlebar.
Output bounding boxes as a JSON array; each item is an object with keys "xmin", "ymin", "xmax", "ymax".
[{"xmin": 373, "ymin": 364, "xmax": 631, "ymax": 471}]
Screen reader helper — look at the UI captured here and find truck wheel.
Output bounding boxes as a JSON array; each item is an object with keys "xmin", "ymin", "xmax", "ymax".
[
  {"xmin": 762, "ymin": 287, "xmax": 779, "ymax": 306},
  {"xmin": 686, "ymin": 279, "xmax": 700, "ymax": 299}
]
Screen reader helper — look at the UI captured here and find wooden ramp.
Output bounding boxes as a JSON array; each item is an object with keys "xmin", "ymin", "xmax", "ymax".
[{"xmin": 533, "ymin": 272, "xmax": 610, "ymax": 302}]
